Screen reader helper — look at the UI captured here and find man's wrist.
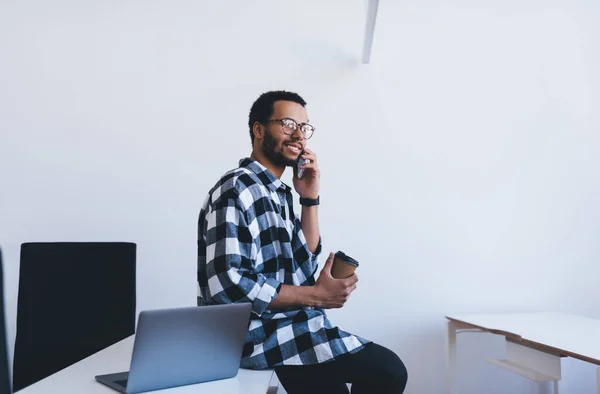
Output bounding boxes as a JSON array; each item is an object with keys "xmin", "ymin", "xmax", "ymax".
[{"xmin": 302, "ymin": 285, "xmax": 321, "ymax": 308}]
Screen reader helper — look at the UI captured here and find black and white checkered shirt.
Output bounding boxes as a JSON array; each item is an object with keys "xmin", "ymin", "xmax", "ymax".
[{"xmin": 197, "ymin": 157, "xmax": 369, "ymax": 369}]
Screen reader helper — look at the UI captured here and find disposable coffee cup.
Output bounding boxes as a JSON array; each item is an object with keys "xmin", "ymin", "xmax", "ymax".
[{"xmin": 331, "ymin": 251, "xmax": 359, "ymax": 279}]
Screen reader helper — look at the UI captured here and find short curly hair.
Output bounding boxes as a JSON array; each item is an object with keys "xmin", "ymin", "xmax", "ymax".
[{"xmin": 248, "ymin": 91, "xmax": 307, "ymax": 146}]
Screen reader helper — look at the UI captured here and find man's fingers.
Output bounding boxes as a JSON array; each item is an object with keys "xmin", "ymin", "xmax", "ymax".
[
  {"xmin": 301, "ymin": 150, "xmax": 318, "ymax": 164},
  {"xmin": 299, "ymin": 162, "xmax": 317, "ymax": 170},
  {"xmin": 344, "ymin": 274, "xmax": 358, "ymax": 285},
  {"xmin": 325, "ymin": 252, "xmax": 334, "ymax": 264},
  {"xmin": 322, "ymin": 252, "xmax": 335, "ymax": 272},
  {"xmin": 301, "ymin": 154, "xmax": 317, "ymax": 164},
  {"xmin": 343, "ymin": 283, "xmax": 357, "ymax": 296}
]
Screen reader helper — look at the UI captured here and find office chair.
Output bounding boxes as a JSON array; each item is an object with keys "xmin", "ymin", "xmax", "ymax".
[
  {"xmin": 12, "ymin": 242, "xmax": 136, "ymax": 391},
  {"xmin": 0, "ymin": 248, "xmax": 12, "ymax": 394}
]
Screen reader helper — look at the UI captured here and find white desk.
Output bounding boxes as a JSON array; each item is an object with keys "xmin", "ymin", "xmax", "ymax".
[
  {"xmin": 446, "ymin": 312, "xmax": 600, "ymax": 394},
  {"xmin": 19, "ymin": 336, "xmax": 275, "ymax": 394}
]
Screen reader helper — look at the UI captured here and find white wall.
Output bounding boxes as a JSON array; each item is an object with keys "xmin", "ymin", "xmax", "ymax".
[{"xmin": 1, "ymin": 0, "xmax": 599, "ymax": 393}]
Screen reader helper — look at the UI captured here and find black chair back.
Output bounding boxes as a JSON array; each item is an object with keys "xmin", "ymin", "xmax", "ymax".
[
  {"xmin": 0, "ymin": 248, "xmax": 12, "ymax": 394},
  {"xmin": 13, "ymin": 242, "xmax": 136, "ymax": 391}
]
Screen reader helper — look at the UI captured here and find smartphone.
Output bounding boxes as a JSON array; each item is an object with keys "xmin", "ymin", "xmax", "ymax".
[{"xmin": 296, "ymin": 152, "xmax": 309, "ymax": 178}]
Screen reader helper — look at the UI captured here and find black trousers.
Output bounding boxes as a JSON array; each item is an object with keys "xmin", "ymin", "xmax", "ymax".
[{"xmin": 274, "ymin": 343, "xmax": 408, "ymax": 394}]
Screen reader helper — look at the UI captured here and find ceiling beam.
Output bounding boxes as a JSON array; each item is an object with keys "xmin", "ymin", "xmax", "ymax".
[{"xmin": 362, "ymin": 0, "xmax": 379, "ymax": 64}]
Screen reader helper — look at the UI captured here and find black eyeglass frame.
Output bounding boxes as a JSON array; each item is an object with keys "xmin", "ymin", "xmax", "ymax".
[{"xmin": 266, "ymin": 118, "xmax": 315, "ymax": 139}]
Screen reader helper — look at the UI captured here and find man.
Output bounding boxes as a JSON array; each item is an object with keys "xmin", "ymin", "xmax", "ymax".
[{"xmin": 197, "ymin": 91, "xmax": 407, "ymax": 393}]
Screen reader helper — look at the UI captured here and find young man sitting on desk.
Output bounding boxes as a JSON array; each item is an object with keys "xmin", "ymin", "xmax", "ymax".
[{"xmin": 197, "ymin": 91, "xmax": 408, "ymax": 394}]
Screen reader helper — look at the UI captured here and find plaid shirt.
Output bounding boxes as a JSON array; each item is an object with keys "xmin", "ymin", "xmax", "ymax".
[{"xmin": 197, "ymin": 157, "xmax": 369, "ymax": 369}]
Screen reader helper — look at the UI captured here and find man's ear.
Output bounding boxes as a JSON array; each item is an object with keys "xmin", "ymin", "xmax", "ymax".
[{"xmin": 252, "ymin": 122, "xmax": 264, "ymax": 141}]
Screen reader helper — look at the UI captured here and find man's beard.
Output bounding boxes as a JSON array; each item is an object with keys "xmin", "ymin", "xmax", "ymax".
[{"xmin": 262, "ymin": 129, "xmax": 298, "ymax": 167}]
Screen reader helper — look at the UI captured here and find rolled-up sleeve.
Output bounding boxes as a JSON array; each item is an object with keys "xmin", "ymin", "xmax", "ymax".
[
  {"xmin": 204, "ymin": 196, "xmax": 281, "ymax": 316},
  {"xmin": 291, "ymin": 214, "xmax": 323, "ymax": 286}
]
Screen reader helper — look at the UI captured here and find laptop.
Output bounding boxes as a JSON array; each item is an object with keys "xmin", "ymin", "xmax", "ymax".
[{"xmin": 95, "ymin": 303, "xmax": 252, "ymax": 394}]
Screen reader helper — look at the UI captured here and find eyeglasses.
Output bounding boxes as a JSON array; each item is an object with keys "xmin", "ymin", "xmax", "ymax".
[{"xmin": 267, "ymin": 118, "xmax": 315, "ymax": 139}]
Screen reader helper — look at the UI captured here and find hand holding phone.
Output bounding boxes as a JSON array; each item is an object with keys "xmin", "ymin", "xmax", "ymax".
[
  {"xmin": 297, "ymin": 154, "xmax": 309, "ymax": 178},
  {"xmin": 293, "ymin": 148, "xmax": 320, "ymax": 200}
]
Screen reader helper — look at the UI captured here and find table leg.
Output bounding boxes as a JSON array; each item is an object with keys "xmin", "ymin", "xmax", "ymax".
[
  {"xmin": 447, "ymin": 321, "xmax": 458, "ymax": 394},
  {"xmin": 596, "ymin": 368, "xmax": 599, "ymax": 394}
]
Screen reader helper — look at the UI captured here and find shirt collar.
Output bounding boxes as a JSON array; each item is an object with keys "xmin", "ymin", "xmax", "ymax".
[{"xmin": 239, "ymin": 157, "xmax": 291, "ymax": 193}]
